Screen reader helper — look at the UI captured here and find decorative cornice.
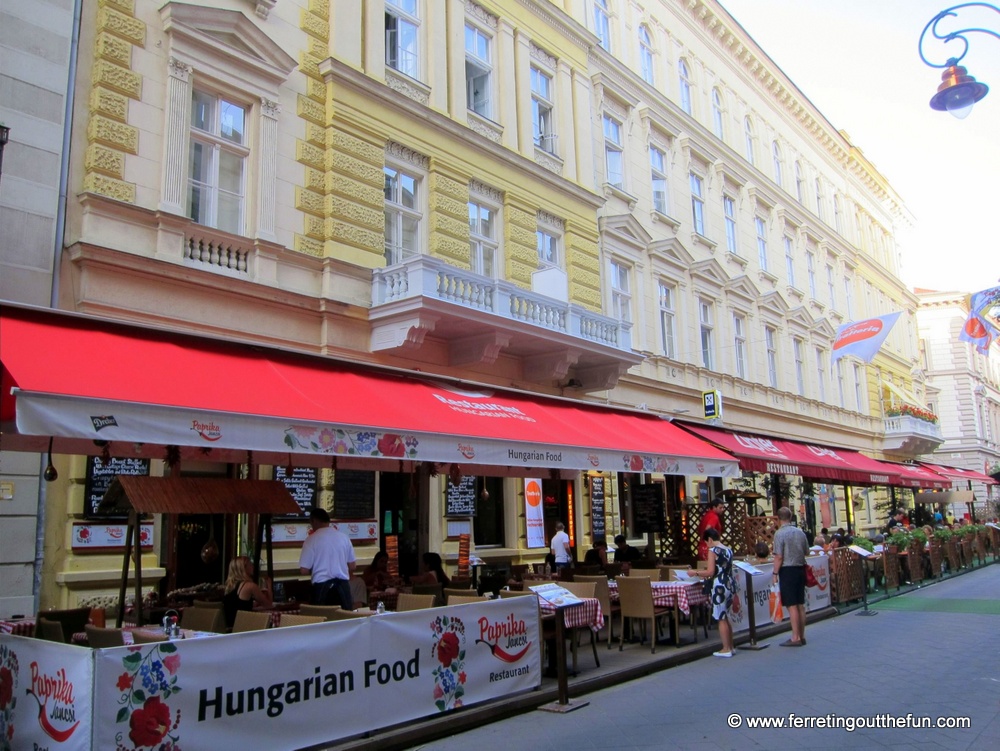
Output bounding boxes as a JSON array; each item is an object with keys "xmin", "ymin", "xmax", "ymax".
[
  {"xmin": 469, "ymin": 179, "xmax": 503, "ymax": 204},
  {"xmin": 530, "ymin": 43, "xmax": 557, "ymax": 69},
  {"xmin": 385, "ymin": 141, "xmax": 430, "ymax": 170},
  {"xmin": 537, "ymin": 209, "xmax": 565, "ymax": 229},
  {"xmin": 260, "ymin": 97, "xmax": 279, "ymax": 118},
  {"xmin": 168, "ymin": 56, "xmax": 192, "ymax": 82},
  {"xmin": 466, "ymin": 1, "xmax": 498, "ymax": 29}
]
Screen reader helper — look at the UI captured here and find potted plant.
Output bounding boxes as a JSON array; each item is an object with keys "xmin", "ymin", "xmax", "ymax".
[
  {"xmin": 933, "ymin": 528, "xmax": 953, "ymax": 543},
  {"xmin": 886, "ymin": 531, "xmax": 911, "ymax": 550},
  {"xmin": 852, "ymin": 537, "xmax": 874, "ymax": 553}
]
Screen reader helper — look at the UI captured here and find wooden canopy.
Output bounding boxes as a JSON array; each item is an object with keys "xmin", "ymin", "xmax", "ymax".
[{"xmin": 99, "ymin": 476, "xmax": 299, "ymax": 515}]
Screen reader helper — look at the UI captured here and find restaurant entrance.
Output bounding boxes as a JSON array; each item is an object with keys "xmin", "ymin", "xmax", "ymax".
[
  {"xmin": 542, "ymin": 478, "xmax": 576, "ymax": 558},
  {"xmin": 380, "ymin": 470, "xmax": 419, "ymax": 579},
  {"xmin": 173, "ymin": 513, "xmax": 229, "ymax": 590}
]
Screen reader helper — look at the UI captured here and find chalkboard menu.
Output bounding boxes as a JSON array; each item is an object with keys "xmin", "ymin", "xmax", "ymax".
[
  {"xmin": 84, "ymin": 456, "xmax": 150, "ymax": 518},
  {"xmin": 632, "ymin": 483, "xmax": 665, "ymax": 534},
  {"xmin": 445, "ymin": 475, "xmax": 477, "ymax": 517},
  {"xmin": 590, "ymin": 475, "xmax": 606, "ymax": 541},
  {"xmin": 333, "ymin": 470, "xmax": 375, "ymax": 520},
  {"xmin": 275, "ymin": 466, "xmax": 317, "ymax": 517}
]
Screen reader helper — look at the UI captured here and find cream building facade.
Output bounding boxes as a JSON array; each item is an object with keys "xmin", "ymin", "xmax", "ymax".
[{"xmin": 0, "ymin": 0, "xmax": 937, "ymax": 610}]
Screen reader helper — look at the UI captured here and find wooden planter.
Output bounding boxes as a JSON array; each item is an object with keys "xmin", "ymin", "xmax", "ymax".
[
  {"xmin": 907, "ymin": 541, "xmax": 924, "ymax": 583},
  {"xmin": 928, "ymin": 540, "xmax": 943, "ymax": 579},
  {"xmin": 830, "ymin": 548, "xmax": 864, "ymax": 604},
  {"xmin": 884, "ymin": 545, "xmax": 900, "ymax": 590},
  {"xmin": 960, "ymin": 538, "xmax": 974, "ymax": 568},
  {"xmin": 946, "ymin": 538, "xmax": 960, "ymax": 572}
]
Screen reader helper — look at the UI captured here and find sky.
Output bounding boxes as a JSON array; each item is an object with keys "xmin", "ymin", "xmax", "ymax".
[{"xmin": 718, "ymin": 0, "xmax": 1000, "ymax": 296}]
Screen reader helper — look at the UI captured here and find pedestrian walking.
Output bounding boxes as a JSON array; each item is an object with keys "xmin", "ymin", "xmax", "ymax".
[{"xmin": 773, "ymin": 506, "xmax": 808, "ymax": 646}]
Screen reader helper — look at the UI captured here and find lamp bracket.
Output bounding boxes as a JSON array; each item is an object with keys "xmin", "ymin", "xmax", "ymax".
[{"xmin": 919, "ymin": 3, "xmax": 1000, "ymax": 68}]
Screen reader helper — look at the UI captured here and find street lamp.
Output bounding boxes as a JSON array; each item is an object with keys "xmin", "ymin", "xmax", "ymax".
[{"xmin": 919, "ymin": 3, "xmax": 999, "ymax": 118}]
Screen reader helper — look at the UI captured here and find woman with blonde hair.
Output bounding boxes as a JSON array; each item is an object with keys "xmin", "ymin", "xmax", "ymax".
[{"xmin": 223, "ymin": 556, "xmax": 272, "ymax": 629}]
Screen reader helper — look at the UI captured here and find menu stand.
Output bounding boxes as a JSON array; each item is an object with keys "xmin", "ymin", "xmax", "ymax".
[
  {"xmin": 538, "ymin": 603, "xmax": 589, "ymax": 714},
  {"xmin": 852, "ymin": 548, "xmax": 878, "ymax": 616},
  {"xmin": 736, "ymin": 567, "xmax": 768, "ymax": 651}
]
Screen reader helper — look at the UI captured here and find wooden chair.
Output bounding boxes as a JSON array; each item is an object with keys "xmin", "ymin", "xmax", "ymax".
[
  {"xmin": 192, "ymin": 599, "xmax": 223, "ymax": 610},
  {"xmin": 85, "ymin": 624, "xmax": 125, "ymax": 648},
  {"xmin": 447, "ymin": 595, "xmax": 488, "ymax": 605},
  {"xmin": 298, "ymin": 604, "xmax": 343, "ymax": 621},
  {"xmin": 411, "ymin": 583, "xmax": 443, "ymax": 606},
  {"xmin": 615, "ymin": 576, "xmax": 672, "ymax": 654},
  {"xmin": 36, "ymin": 607, "xmax": 90, "ymax": 644},
  {"xmin": 276, "ymin": 614, "xmax": 325, "ymax": 628},
  {"xmin": 131, "ymin": 629, "xmax": 169, "ymax": 644},
  {"xmin": 559, "ymin": 581, "xmax": 601, "ymax": 670},
  {"xmin": 573, "ymin": 575, "xmax": 619, "ymax": 649},
  {"xmin": 180, "ymin": 606, "xmax": 225, "ymax": 633},
  {"xmin": 396, "ymin": 593, "xmax": 437, "ymax": 611},
  {"xmin": 37, "ymin": 617, "xmax": 65, "ymax": 643},
  {"xmin": 231, "ymin": 611, "xmax": 271, "ymax": 633}
]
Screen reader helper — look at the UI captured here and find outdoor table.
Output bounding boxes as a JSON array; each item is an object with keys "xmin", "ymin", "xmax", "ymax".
[
  {"xmin": 607, "ymin": 580, "xmax": 707, "ymax": 616},
  {"xmin": 0, "ymin": 617, "xmax": 35, "ymax": 637},
  {"xmin": 256, "ymin": 601, "xmax": 301, "ymax": 627},
  {"xmin": 537, "ymin": 596, "xmax": 604, "ymax": 631}
]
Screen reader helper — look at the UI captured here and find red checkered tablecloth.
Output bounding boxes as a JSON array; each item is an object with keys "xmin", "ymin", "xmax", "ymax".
[
  {"xmin": 608, "ymin": 581, "xmax": 707, "ymax": 615},
  {"xmin": 0, "ymin": 618, "xmax": 35, "ymax": 637},
  {"xmin": 537, "ymin": 597, "xmax": 604, "ymax": 631}
]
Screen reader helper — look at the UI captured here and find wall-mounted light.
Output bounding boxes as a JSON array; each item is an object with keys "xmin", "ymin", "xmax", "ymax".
[{"xmin": 43, "ymin": 437, "xmax": 58, "ymax": 482}]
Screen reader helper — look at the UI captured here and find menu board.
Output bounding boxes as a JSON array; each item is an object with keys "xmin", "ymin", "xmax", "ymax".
[
  {"xmin": 84, "ymin": 456, "xmax": 150, "ymax": 518},
  {"xmin": 275, "ymin": 466, "xmax": 317, "ymax": 517},
  {"xmin": 632, "ymin": 483, "xmax": 665, "ymax": 534},
  {"xmin": 590, "ymin": 475, "xmax": 606, "ymax": 541},
  {"xmin": 445, "ymin": 475, "xmax": 477, "ymax": 517},
  {"xmin": 333, "ymin": 470, "xmax": 375, "ymax": 520}
]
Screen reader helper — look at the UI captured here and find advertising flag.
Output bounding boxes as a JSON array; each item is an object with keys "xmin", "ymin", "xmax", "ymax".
[
  {"xmin": 831, "ymin": 312, "xmax": 901, "ymax": 364},
  {"xmin": 960, "ymin": 285, "xmax": 1000, "ymax": 354}
]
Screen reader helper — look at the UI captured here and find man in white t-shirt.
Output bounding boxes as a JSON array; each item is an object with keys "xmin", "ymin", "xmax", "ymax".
[
  {"xmin": 299, "ymin": 507, "xmax": 357, "ymax": 610},
  {"xmin": 550, "ymin": 522, "xmax": 571, "ymax": 570}
]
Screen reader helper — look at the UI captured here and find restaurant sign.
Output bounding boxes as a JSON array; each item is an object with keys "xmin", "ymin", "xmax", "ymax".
[
  {"xmin": 71, "ymin": 522, "xmax": 154, "ymax": 552},
  {"xmin": 727, "ymin": 556, "xmax": 830, "ymax": 634}
]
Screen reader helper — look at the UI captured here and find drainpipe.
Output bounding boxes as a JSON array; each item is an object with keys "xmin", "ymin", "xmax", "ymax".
[{"xmin": 35, "ymin": 0, "xmax": 84, "ymax": 607}]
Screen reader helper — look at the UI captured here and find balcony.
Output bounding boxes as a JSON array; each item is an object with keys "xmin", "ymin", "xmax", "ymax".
[
  {"xmin": 370, "ymin": 255, "xmax": 641, "ymax": 390},
  {"xmin": 882, "ymin": 414, "xmax": 945, "ymax": 457}
]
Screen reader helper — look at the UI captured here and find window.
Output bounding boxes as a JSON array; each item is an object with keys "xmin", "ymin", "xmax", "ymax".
[
  {"xmin": 853, "ymin": 363, "xmax": 864, "ymax": 410},
  {"xmin": 806, "ymin": 251, "xmax": 816, "ymax": 298},
  {"xmin": 844, "ymin": 278, "xmax": 854, "ymax": 319},
  {"xmin": 639, "ymin": 25, "xmax": 654, "ymax": 85},
  {"xmin": 188, "ymin": 90, "xmax": 248, "ymax": 235},
  {"xmin": 834, "ymin": 194, "xmax": 842, "ymax": 233},
  {"xmin": 530, "ymin": 66, "xmax": 555, "ymax": 152},
  {"xmin": 784, "ymin": 236, "xmax": 795, "ymax": 286},
  {"xmin": 765, "ymin": 326, "xmax": 778, "ymax": 388},
  {"xmin": 793, "ymin": 338, "xmax": 805, "ymax": 396},
  {"xmin": 610, "ymin": 260, "xmax": 632, "ymax": 323},
  {"xmin": 723, "ymin": 194, "xmax": 737, "ymax": 253},
  {"xmin": 690, "ymin": 172, "xmax": 705, "ymax": 235},
  {"xmin": 836, "ymin": 360, "xmax": 846, "ymax": 408},
  {"xmin": 468, "ymin": 199, "xmax": 498, "ymax": 277},
  {"xmin": 465, "ymin": 23, "xmax": 492, "ymax": 117},
  {"xmin": 794, "ymin": 162, "xmax": 804, "ymax": 202},
  {"xmin": 385, "ymin": 0, "xmax": 419, "ymax": 78},
  {"xmin": 603, "ymin": 114, "xmax": 624, "ymax": 189},
  {"xmin": 755, "ymin": 216, "xmax": 768, "ymax": 271},
  {"xmin": 815, "ymin": 348, "xmax": 826, "ymax": 402},
  {"xmin": 473, "ymin": 476, "xmax": 504, "ymax": 546},
  {"xmin": 711, "ymin": 88, "xmax": 724, "ymax": 139},
  {"xmin": 733, "ymin": 313, "xmax": 747, "ymax": 379},
  {"xmin": 594, "ymin": 0, "xmax": 611, "ymax": 51},
  {"xmin": 659, "ymin": 282, "xmax": 676, "ymax": 358},
  {"xmin": 384, "ymin": 164, "xmax": 421, "ymax": 264},
  {"xmin": 826, "ymin": 265, "xmax": 836, "ymax": 308},
  {"xmin": 743, "ymin": 117, "xmax": 755, "ymax": 165},
  {"xmin": 772, "ymin": 141, "xmax": 783, "ymax": 187},
  {"xmin": 699, "ymin": 299, "xmax": 714, "ymax": 370},
  {"xmin": 815, "ymin": 178, "xmax": 824, "ymax": 221},
  {"xmin": 536, "ymin": 227, "xmax": 560, "ymax": 268},
  {"xmin": 678, "ymin": 58, "xmax": 692, "ymax": 115},
  {"xmin": 650, "ymin": 146, "xmax": 668, "ymax": 215}
]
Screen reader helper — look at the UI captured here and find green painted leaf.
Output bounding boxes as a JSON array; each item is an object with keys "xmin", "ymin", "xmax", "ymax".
[
  {"xmin": 435, "ymin": 700, "xmax": 446, "ymax": 712},
  {"xmin": 158, "ymin": 643, "xmax": 177, "ymax": 653},
  {"xmin": 116, "ymin": 706, "xmax": 129, "ymax": 723},
  {"xmin": 284, "ymin": 434, "xmax": 295, "ymax": 449},
  {"xmin": 123, "ymin": 653, "xmax": 141, "ymax": 668},
  {"xmin": 132, "ymin": 690, "xmax": 146, "ymax": 705}
]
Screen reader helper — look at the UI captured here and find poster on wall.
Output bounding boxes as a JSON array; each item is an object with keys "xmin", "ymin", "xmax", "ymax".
[
  {"xmin": 589, "ymin": 475, "xmax": 606, "ymax": 542},
  {"xmin": 524, "ymin": 478, "xmax": 546, "ymax": 548}
]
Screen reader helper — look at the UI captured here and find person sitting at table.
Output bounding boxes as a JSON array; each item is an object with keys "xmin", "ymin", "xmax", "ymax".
[
  {"xmin": 223, "ymin": 556, "xmax": 272, "ymax": 630},
  {"xmin": 688, "ymin": 528, "xmax": 735, "ymax": 658},
  {"xmin": 583, "ymin": 539, "xmax": 609, "ymax": 568},
  {"xmin": 409, "ymin": 552, "xmax": 451, "ymax": 587},
  {"xmin": 361, "ymin": 551, "xmax": 392, "ymax": 590},
  {"xmin": 613, "ymin": 535, "xmax": 643, "ymax": 563},
  {"xmin": 754, "ymin": 541, "xmax": 770, "ymax": 561}
]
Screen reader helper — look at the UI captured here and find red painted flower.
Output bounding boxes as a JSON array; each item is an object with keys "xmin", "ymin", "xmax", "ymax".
[
  {"xmin": 629, "ymin": 454, "xmax": 644, "ymax": 471},
  {"xmin": 129, "ymin": 696, "xmax": 172, "ymax": 748},
  {"xmin": 115, "ymin": 672, "xmax": 132, "ymax": 692},
  {"xmin": 458, "ymin": 671, "xmax": 467, "ymax": 684},
  {"xmin": 436, "ymin": 632, "xmax": 460, "ymax": 667},
  {"xmin": 433, "ymin": 684, "xmax": 444, "ymax": 699},
  {"xmin": 0, "ymin": 666, "xmax": 12, "ymax": 709},
  {"xmin": 163, "ymin": 654, "xmax": 180, "ymax": 675},
  {"xmin": 377, "ymin": 433, "xmax": 406, "ymax": 457}
]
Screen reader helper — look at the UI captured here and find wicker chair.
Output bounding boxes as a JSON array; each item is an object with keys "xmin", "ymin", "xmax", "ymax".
[
  {"xmin": 572, "ymin": 575, "xmax": 619, "ymax": 649},
  {"xmin": 558, "ymin": 581, "xmax": 601, "ymax": 670},
  {"xmin": 85, "ymin": 624, "xmax": 125, "ymax": 648},
  {"xmin": 298, "ymin": 604, "xmax": 343, "ymax": 621},
  {"xmin": 231, "ymin": 611, "xmax": 271, "ymax": 633},
  {"xmin": 36, "ymin": 607, "xmax": 90, "ymax": 644},
  {"xmin": 131, "ymin": 629, "xmax": 169, "ymax": 644},
  {"xmin": 396, "ymin": 593, "xmax": 437, "ymax": 611},
  {"xmin": 615, "ymin": 576, "xmax": 672, "ymax": 653},
  {"xmin": 447, "ymin": 595, "xmax": 488, "ymax": 605},
  {"xmin": 276, "ymin": 614, "xmax": 325, "ymax": 628},
  {"xmin": 180, "ymin": 606, "xmax": 225, "ymax": 633},
  {"xmin": 410, "ymin": 584, "xmax": 443, "ymax": 607},
  {"xmin": 36, "ymin": 617, "xmax": 65, "ymax": 643}
]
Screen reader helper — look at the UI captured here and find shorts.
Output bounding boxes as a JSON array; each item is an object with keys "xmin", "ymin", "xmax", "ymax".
[{"xmin": 778, "ymin": 566, "xmax": 806, "ymax": 607}]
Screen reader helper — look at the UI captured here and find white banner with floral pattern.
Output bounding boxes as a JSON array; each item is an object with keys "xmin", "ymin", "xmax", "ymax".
[{"xmin": 86, "ymin": 598, "xmax": 540, "ymax": 750}]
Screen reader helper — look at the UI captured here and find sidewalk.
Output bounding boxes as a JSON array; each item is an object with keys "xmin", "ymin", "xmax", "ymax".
[{"xmin": 319, "ymin": 562, "xmax": 1000, "ymax": 751}]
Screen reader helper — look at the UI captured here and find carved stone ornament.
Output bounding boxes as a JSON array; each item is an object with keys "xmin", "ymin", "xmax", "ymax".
[
  {"xmin": 168, "ymin": 56, "xmax": 192, "ymax": 82},
  {"xmin": 536, "ymin": 209, "xmax": 565, "ymax": 230},
  {"xmin": 533, "ymin": 148, "xmax": 562, "ymax": 175},
  {"xmin": 468, "ymin": 113, "xmax": 502, "ymax": 144},
  {"xmin": 469, "ymin": 179, "xmax": 503, "ymax": 204},
  {"xmin": 385, "ymin": 141, "xmax": 430, "ymax": 170},
  {"xmin": 466, "ymin": 1, "xmax": 498, "ymax": 29},
  {"xmin": 260, "ymin": 97, "xmax": 280, "ymax": 118},
  {"xmin": 384, "ymin": 68, "xmax": 431, "ymax": 106},
  {"xmin": 252, "ymin": 0, "xmax": 276, "ymax": 20},
  {"xmin": 529, "ymin": 43, "xmax": 556, "ymax": 70}
]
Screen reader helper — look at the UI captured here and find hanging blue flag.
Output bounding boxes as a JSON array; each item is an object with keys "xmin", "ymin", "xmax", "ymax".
[
  {"xmin": 831, "ymin": 312, "xmax": 901, "ymax": 364},
  {"xmin": 960, "ymin": 285, "xmax": 1000, "ymax": 354}
]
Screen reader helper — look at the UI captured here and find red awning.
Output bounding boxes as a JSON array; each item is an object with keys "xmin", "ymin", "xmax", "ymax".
[
  {"xmin": 677, "ymin": 422, "xmax": 901, "ymax": 485},
  {"xmin": 872, "ymin": 461, "xmax": 951, "ymax": 490},
  {"xmin": 0, "ymin": 305, "xmax": 738, "ymax": 476},
  {"xmin": 917, "ymin": 461, "xmax": 998, "ymax": 486}
]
